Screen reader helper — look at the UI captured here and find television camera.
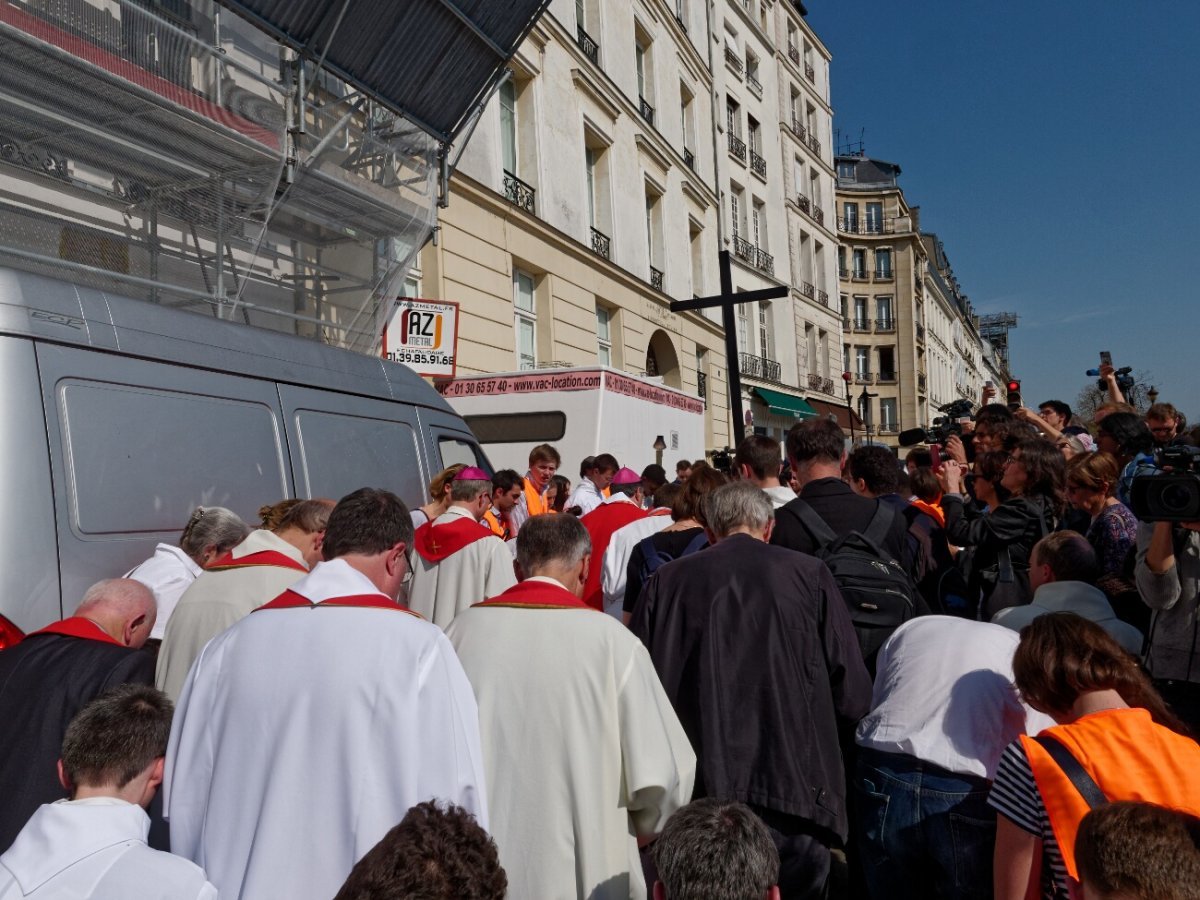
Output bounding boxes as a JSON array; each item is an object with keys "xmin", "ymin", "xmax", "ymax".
[
  {"xmin": 1130, "ymin": 445, "xmax": 1200, "ymax": 523},
  {"xmin": 898, "ymin": 398, "xmax": 976, "ymax": 449}
]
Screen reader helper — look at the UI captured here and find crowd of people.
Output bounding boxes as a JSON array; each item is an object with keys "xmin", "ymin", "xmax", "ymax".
[{"xmin": 3, "ymin": 371, "xmax": 1200, "ymax": 899}]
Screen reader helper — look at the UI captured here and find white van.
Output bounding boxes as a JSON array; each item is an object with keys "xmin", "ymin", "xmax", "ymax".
[{"xmin": 0, "ymin": 267, "xmax": 486, "ymax": 636}]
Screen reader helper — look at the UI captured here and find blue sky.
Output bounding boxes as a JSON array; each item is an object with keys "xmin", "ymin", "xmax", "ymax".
[{"xmin": 806, "ymin": 2, "xmax": 1199, "ymax": 421}]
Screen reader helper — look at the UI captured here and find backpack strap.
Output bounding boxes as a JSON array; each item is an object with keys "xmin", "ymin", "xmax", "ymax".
[
  {"xmin": 861, "ymin": 501, "xmax": 898, "ymax": 555},
  {"xmin": 1033, "ymin": 734, "xmax": 1108, "ymax": 810},
  {"xmin": 639, "ymin": 535, "xmax": 670, "ymax": 576},
  {"xmin": 789, "ymin": 499, "xmax": 839, "ymax": 548},
  {"xmin": 681, "ymin": 531, "xmax": 710, "ymax": 556}
]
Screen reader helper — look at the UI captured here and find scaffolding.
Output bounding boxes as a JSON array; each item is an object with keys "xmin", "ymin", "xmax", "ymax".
[{"xmin": 977, "ymin": 312, "xmax": 1019, "ymax": 372}]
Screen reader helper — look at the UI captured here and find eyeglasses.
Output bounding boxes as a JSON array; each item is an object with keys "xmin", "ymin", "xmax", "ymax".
[
  {"xmin": 401, "ymin": 548, "xmax": 414, "ymax": 586},
  {"xmin": 1149, "ymin": 426, "xmax": 1175, "ymax": 434}
]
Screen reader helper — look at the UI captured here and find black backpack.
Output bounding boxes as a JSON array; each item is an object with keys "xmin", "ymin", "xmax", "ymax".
[
  {"xmin": 638, "ymin": 531, "xmax": 709, "ymax": 582},
  {"xmin": 790, "ymin": 499, "xmax": 919, "ymax": 662}
]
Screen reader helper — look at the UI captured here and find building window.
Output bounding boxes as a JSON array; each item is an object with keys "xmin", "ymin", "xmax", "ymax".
[
  {"xmin": 875, "ymin": 248, "xmax": 893, "ymax": 278},
  {"xmin": 839, "ymin": 294, "xmax": 848, "ymax": 319},
  {"xmin": 838, "ymin": 161, "xmax": 856, "ymax": 181},
  {"xmin": 730, "ymin": 184, "xmax": 746, "ymax": 237},
  {"xmin": 689, "ymin": 221, "xmax": 704, "ymax": 296},
  {"xmin": 852, "ymin": 248, "xmax": 866, "ymax": 278},
  {"xmin": 758, "ymin": 301, "xmax": 773, "ymax": 360},
  {"xmin": 596, "ymin": 305, "xmax": 612, "ymax": 366},
  {"xmin": 747, "ymin": 116, "xmax": 761, "ymax": 155},
  {"xmin": 737, "ymin": 301, "xmax": 749, "ymax": 354},
  {"xmin": 843, "ymin": 202, "xmax": 859, "ymax": 231},
  {"xmin": 855, "ymin": 346, "xmax": 869, "ymax": 378},
  {"xmin": 514, "ymin": 269, "xmax": 537, "ymax": 370},
  {"xmin": 584, "ymin": 129, "xmax": 612, "ymax": 252},
  {"xmin": 866, "ymin": 202, "xmax": 883, "ymax": 234},
  {"xmin": 853, "ymin": 296, "xmax": 868, "ymax": 330},
  {"xmin": 751, "ymin": 199, "xmax": 765, "ymax": 250},
  {"xmin": 645, "ymin": 188, "xmax": 663, "ymax": 283},
  {"xmin": 880, "ymin": 397, "xmax": 898, "ymax": 431},
  {"xmin": 680, "ymin": 85, "xmax": 695, "ymax": 158},
  {"xmin": 837, "ymin": 247, "xmax": 847, "ymax": 277},
  {"xmin": 585, "ymin": 148, "xmax": 598, "ymax": 228},
  {"xmin": 726, "ymin": 97, "xmax": 741, "ymax": 137},
  {"xmin": 877, "ymin": 296, "xmax": 893, "ymax": 328},
  {"xmin": 499, "ymin": 79, "xmax": 517, "ymax": 175},
  {"xmin": 878, "ymin": 347, "xmax": 895, "ymax": 380}
]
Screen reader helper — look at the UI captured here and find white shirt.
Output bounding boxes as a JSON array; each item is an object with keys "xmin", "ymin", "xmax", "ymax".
[
  {"xmin": 600, "ymin": 512, "xmax": 672, "ymax": 619},
  {"xmin": 992, "ymin": 581, "xmax": 1144, "ymax": 656},
  {"xmin": 0, "ymin": 798, "xmax": 215, "ymax": 899},
  {"xmin": 126, "ymin": 544, "xmax": 203, "ymax": 640},
  {"xmin": 856, "ymin": 616, "xmax": 1054, "ymax": 780},
  {"xmin": 763, "ymin": 484, "xmax": 797, "ymax": 508},
  {"xmin": 165, "ymin": 558, "xmax": 487, "ymax": 900},
  {"xmin": 566, "ymin": 477, "xmax": 605, "ymax": 517}
]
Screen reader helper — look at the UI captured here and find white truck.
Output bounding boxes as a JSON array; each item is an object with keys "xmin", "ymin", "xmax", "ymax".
[{"xmin": 436, "ymin": 366, "xmax": 707, "ymax": 475}]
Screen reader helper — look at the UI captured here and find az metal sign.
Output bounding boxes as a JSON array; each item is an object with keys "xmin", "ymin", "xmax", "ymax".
[{"xmin": 382, "ymin": 298, "xmax": 459, "ymax": 378}]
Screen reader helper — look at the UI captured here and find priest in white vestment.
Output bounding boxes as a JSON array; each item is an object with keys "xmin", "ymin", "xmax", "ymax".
[
  {"xmin": 446, "ymin": 514, "xmax": 695, "ymax": 900},
  {"xmin": 165, "ymin": 488, "xmax": 487, "ymax": 900},
  {"xmin": 156, "ymin": 499, "xmax": 334, "ymax": 700},
  {"xmin": 407, "ymin": 467, "xmax": 517, "ymax": 627}
]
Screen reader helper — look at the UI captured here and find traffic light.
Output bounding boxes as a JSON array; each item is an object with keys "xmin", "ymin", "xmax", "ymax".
[{"xmin": 1006, "ymin": 379, "xmax": 1022, "ymax": 411}]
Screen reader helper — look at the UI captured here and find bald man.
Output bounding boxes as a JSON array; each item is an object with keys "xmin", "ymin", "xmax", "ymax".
[{"xmin": 0, "ymin": 579, "xmax": 157, "ymax": 850}]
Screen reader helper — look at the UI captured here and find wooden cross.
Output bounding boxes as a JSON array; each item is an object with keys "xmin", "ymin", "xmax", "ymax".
[{"xmin": 670, "ymin": 249, "xmax": 789, "ymax": 443}]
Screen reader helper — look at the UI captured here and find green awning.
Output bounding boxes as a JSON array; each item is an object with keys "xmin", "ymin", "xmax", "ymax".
[{"xmin": 753, "ymin": 388, "xmax": 818, "ymax": 420}]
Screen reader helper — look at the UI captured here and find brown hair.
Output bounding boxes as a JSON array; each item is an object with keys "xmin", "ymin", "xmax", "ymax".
[
  {"xmin": 909, "ymin": 467, "xmax": 941, "ymax": 504},
  {"xmin": 1076, "ymin": 802, "xmax": 1200, "ymax": 900},
  {"xmin": 1067, "ymin": 451, "xmax": 1121, "ymax": 498},
  {"xmin": 276, "ymin": 499, "xmax": 335, "ymax": 534},
  {"xmin": 1033, "ymin": 531, "xmax": 1100, "ymax": 584},
  {"xmin": 735, "ymin": 434, "xmax": 783, "ymax": 481},
  {"xmin": 671, "ymin": 466, "xmax": 729, "ymax": 522},
  {"xmin": 259, "ymin": 499, "xmax": 303, "ymax": 530},
  {"xmin": 1012, "ymin": 437, "xmax": 1067, "ymax": 511},
  {"xmin": 528, "ymin": 443, "xmax": 561, "ymax": 467},
  {"xmin": 1013, "ymin": 613, "xmax": 1185, "ymax": 732},
  {"xmin": 1147, "ymin": 403, "xmax": 1184, "ymax": 426},
  {"xmin": 428, "ymin": 464, "xmax": 467, "ymax": 502},
  {"xmin": 785, "ymin": 417, "xmax": 845, "ymax": 466}
]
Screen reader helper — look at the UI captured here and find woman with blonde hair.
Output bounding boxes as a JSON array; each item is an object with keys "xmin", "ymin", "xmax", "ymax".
[
  {"xmin": 990, "ymin": 613, "xmax": 1200, "ymax": 900},
  {"xmin": 410, "ymin": 464, "xmax": 467, "ymax": 529}
]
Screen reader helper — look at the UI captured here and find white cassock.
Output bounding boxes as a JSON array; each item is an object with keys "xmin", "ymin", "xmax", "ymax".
[
  {"xmin": 125, "ymin": 543, "xmax": 202, "ymax": 640},
  {"xmin": 565, "ymin": 477, "xmax": 605, "ymax": 516},
  {"xmin": 165, "ymin": 558, "xmax": 487, "ymax": 900},
  {"xmin": 406, "ymin": 506, "xmax": 517, "ymax": 628},
  {"xmin": 0, "ymin": 798, "xmax": 216, "ymax": 899},
  {"xmin": 446, "ymin": 577, "xmax": 695, "ymax": 900},
  {"xmin": 600, "ymin": 511, "xmax": 672, "ymax": 619},
  {"xmin": 156, "ymin": 529, "xmax": 310, "ymax": 700}
]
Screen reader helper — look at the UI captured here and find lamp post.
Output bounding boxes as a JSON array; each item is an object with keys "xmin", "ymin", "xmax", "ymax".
[
  {"xmin": 1147, "ymin": 386, "xmax": 1159, "ymax": 407},
  {"xmin": 842, "ymin": 371, "xmax": 855, "ymax": 443},
  {"xmin": 858, "ymin": 384, "xmax": 877, "ymax": 443},
  {"xmin": 653, "ymin": 434, "xmax": 667, "ymax": 467}
]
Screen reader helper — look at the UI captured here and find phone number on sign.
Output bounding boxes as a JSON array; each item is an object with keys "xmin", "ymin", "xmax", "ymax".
[{"xmin": 388, "ymin": 350, "xmax": 454, "ymax": 366}]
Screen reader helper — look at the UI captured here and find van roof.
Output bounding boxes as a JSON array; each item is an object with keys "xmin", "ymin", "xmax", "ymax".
[{"xmin": 0, "ymin": 267, "xmax": 455, "ymax": 411}]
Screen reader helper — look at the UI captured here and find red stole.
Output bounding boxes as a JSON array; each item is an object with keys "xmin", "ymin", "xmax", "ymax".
[
  {"xmin": 414, "ymin": 517, "xmax": 493, "ymax": 562},
  {"xmin": 256, "ymin": 589, "xmax": 423, "ymax": 618},
  {"xmin": 30, "ymin": 617, "xmax": 123, "ymax": 646},
  {"xmin": 206, "ymin": 549, "xmax": 308, "ymax": 573},
  {"xmin": 579, "ymin": 501, "xmax": 649, "ymax": 610},
  {"xmin": 475, "ymin": 580, "xmax": 593, "ymax": 610}
]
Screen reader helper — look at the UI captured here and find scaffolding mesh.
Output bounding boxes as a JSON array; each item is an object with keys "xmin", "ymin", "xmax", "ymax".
[{"xmin": 0, "ymin": 0, "xmax": 437, "ymax": 353}]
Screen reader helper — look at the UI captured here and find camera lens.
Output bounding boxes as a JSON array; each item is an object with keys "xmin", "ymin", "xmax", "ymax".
[{"xmin": 1160, "ymin": 482, "xmax": 1199, "ymax": 514}]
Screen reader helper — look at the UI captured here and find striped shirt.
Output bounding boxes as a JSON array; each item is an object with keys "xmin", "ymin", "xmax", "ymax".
[{"xmin": 988, "ymin": 740, "xmax": 1070, "ymax": 900}]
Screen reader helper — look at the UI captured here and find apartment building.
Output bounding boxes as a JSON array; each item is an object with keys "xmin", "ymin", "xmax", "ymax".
[
  {"xmin": 837, "ymin": 153, "xmax": 1004, "ymax": 447},
  {"xmin": 418, "ymin": 0, "xmax": 732, "ymax": 451}
]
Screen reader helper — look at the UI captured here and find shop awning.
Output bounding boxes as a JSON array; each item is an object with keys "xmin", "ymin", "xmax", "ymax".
[
  {"xmin": 753, "ymin": 388, "xmax": 818, "ymax": 420},
  {"xmin": 807, "ymin": 398, "xmax": 864, "ymax": 432}
]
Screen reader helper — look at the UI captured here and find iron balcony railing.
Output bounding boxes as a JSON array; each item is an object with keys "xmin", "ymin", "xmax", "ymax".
[
  {"xmin": 788, "ymin": 43, "xmax": 800, "ymax": 65},
  {"xmin": 697, "ymin": 371, "xmax": 707, "ymax": 398},
  {"xmin": 747, "ymin": 71, "xmax": 763, "ymax": 98},
  {"xmin": 853, "ymin": 319, "xmax": 872, "ymax": 332},
  {"xmin": 852, "ymin": 268, "xmax": 868, "ymax": 280},
  {"xmin": 639, "ymin": 96, "xmax": 655, "ymax": 126},
  {"xmin": 918, "ymin": 373, "xmax": 928, "ymax": 392},
  {"xmin": 797, "ymin": 194, "xmax": 811, "ymax": 214},
  {"xmin": 502, "ymin": 170, "xmax": 535, "ymax": 214},
  {"xmin": 728, "ymin": 132, "xmax": 747, "ymax": 161},
  {"xmin": 683, "ymin": 148, "xmax": 695, "ymax": 170},
  {"xmin": 875, "ymin": 319, "xmax": 896, "ymax": 332},
  {"xmin": 875, "ymin": 268, "xmax": 894, "ymax": 281},
  {"xmin": 791, "ymin": 117, "xmax": 807, "ymax": 142},
  {"xmin": 807, "ymin": 133, "xmax": 821, "ymax": 155},
  {"xmin": 576, "ymin": 25, "xmax": 599, "ymax": 65},
  {"xmin": 749, "ymin": 150, "xmax": 766, "ymax": 178},
  {"xmin": 807, "ymin": 373, "xmax": 824, "ymax": 392},
  {"xmin": 817, "ymin": 289, "xmax": 829, "ymax": 307},
  {"xmin": 799, "ymin": 281, "xmax": 815, "ymax": 299},
  {"xmin": 854, "ymin": 371, "xmax": 873, "ymax": 385},
  {"xmin": 916, "ymin": 323, "xmax": 926, "ymax": 341},
  {"xmin": 812, "ymin": 205, "xmax": 825, "ymax": 226},
  {"xmin": 838, "ymin": 218, "xmax": 895, "ymax": 234},
  {"xmin": 877, "ymin": 370, "xmax": 897, "ymax": 383},
  {"xmin": 732, "ymin": 236, "xmax": 774, "ymax": 275},
  {"xmin": 805, "ymin": 61, "xmax": 815, "ymax": 82},
  {"xmin": 650, "ymin": 266, "xmax": 664, "ymax": 291},
  {"xmin": 823, "ymin": 376, "xmax": 836, "ymax": 394},
  {"xmin": 878, "ymin": 423, "xmax": 898, "ymax": 434},
  {"xmin": 838, "ymin": 267, "xmax": 848, "ymax": 278},
  {"xmin": 725, "ymin": 46, "xmax": 743, "ymax": 74},
  {"xmin": 590, "ymin": 226, "xmax": 611, "ymax": 259},
  {"xmin": 740, "ymin": 352, "xmax": 782, "ymax": 382}
]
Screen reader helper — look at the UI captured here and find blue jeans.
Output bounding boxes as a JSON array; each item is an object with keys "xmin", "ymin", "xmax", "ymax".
[{"xmin": 853, "ymin": 748, "xmax": 995, "ymax": 900}]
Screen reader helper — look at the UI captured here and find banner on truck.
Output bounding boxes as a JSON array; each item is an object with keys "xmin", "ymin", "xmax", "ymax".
[{"xmin": 382, "ymin": 298, "xmax": 459, "ymax": 378}]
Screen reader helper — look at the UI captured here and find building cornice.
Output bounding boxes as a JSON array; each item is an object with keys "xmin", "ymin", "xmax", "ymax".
[
  {"xmin": 571, "ymin": 68, "xmax": 622, "ymax": 124},
  {"xmin": 635, "ymin": 133, "xmax": 674, "ymax": 177}
]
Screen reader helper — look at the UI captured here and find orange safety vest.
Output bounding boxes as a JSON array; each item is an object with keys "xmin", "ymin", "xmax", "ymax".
[
  {"xmin": 523, "ymin": 479, "xmax": 554, "ymax": 517},
  {"xmin": 482, "ymin": 509, "xmax": 510, "ymax": 540},
  {"xmin": 1021, "ymin": 707, "xmax": 1200, "ymax": 880},
  {"xmin": 911, "ymin": 497, "xmax": 945, "ymax": 527}
]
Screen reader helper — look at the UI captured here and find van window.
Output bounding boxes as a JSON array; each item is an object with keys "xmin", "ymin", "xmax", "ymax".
[
  {"xmin": 294, "ymin": 410, "xmax": 424, "ymax": 503},
  {"xmin": 58, "ymin": 381, "xmax": 287, "ymax": 535},
  {"xmin": 438, "ymin": 437, "xmax": 487, "ymax": 471},
  {"xmin": 463, "ymin": 411, "xmax": 567, "ymax": 444}
]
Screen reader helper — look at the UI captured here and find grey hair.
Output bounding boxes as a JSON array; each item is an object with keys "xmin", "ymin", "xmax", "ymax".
[
  {"xmin": 515, "ymin": 514, "xmax": 591, "ymax": 574},
  {"xmin": 449, "ymin": 479, "xmax": 491, "ymax": 503},
  {"xmin": 702, "ymin": 482, "xmax": 774, "ymax": 537},
  {"xmin": 654, "ymin": 799, "xmax": 779, "ymax": 900},
  {"xmin": 179, "ymin": 506, "xmax": 250, "ymax": 563},
  {"xmin": 76, "ymin": 578, "xmax": 155, "ymax": 619}
]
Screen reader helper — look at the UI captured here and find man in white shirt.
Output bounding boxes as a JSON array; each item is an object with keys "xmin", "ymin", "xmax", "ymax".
[
  {"xmin": 566, "ymin": 453, "xmax": 619, "ymax": 517},
  {"xmin": 992, "ymin": 531, "xmax": 1143, "ymax": 654},
  {"xmin": 853, "ymin": 616, "xmax": 1054, "ymax": 900},
  {"xmin": 0, "ymin": 683, "xmax": 216, "ymax": 899},
  {"xmin": 600, "ymin": 484, "xmax": 679, "ymax": 619},
  {"xmin": 165, "ymin": 488, "xmax": 487, "ymax": 900},
  {"xmin": 734, "ymin": 435, "xmax": 795, "ymax": 508}
]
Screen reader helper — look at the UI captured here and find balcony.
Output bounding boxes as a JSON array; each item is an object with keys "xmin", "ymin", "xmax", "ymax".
[
  {"xmin": 838, "ymin": 218, "xmax": 895, "ymax": 235},
  {"xmin": 852, "ymin": 319, "xmax": 872, "ymax": 333},
  {"xmin": 747, "ymin": 71, "xmax": 763, "ymax": 98},
  {"xmin": 725, "ymin": 46, "xmax": 743, "ymax": 75},
  {"xmin": 875, "ymin": 319, "xmax": 897, "ymax": 333},
  {"xmin": 749, "ymin": 150, "xmax": 767, "ymax": 178},
  {"xmin": 805, "ymin": 61, "xmax": 815, "ymax": 82},
  {"xmin": 683, "ymin": 148, "xmax": 695, "ymax": 170},
  {"xmin": 732, "ymin": 236, "xmax": 774, "ymax": 275},
  {"xmin": 851, "ymin": 269, "xmax": 868, "ymax": 281},
  {"xmin": 697, "ymin": 371, "xmax": 707, "ymax": 398},
  {"xmin": 812, "ymin": 204, "xmax": 825, "ymax": 226},
  {"xmin": 817, "ymin": 289, "xmax": 829, "ymax": 308},
  {"xmin": 838, "ymin": 267, "xmax": 848, "ymax": 278},
  {"xmin": 874, "ymin": 269, "xmax": 894, "ymax": 282},
  {"xmin": 854, "ymin": 371, "xmax": 873, "ymax": 385},
  {"xmin": 806, "ymin": 373, "xmax": 824, "ymax": 393},
  {"xmin": 650, "ymin": 265, "xmax": 664, "ymax": 292},
  {"xmin": 502, "ymin": 170, "xmax": 536, "ymax": 214},
  {"xmin": 590, "ymin": 226, "xmax": 611, "ymax": 259},
  {"xmin": 807, "ymin": 133, "xmax": 822, "ymax": 156},
  {"xmin": 791, "ymin": 118, "xmax": 808, "ymax": 142},
  {"xmin": 918, "ymin": 373, "xmax": 927, "ymax": 392},
  {"xmin": 576, "ymin": 25, "xmax": 599, "ymax": 65},
  {"xmin": 639, "ymin": 96, "xmax": 655, "ymax": 126},
  {"xmin": 740, "ymin": 352, "xmax": 782, "ymax": 382},
  {"xmin": 878, "ymin": 423, "xmax": 899, "ymax": 435},
  {"xmin": 916, "ymin": 323, "xmax": 926, "ymax": 342},
  {"xmin": 797, "ymin": 193, "xmax": 811, "ymax": 215},
  {"xmin": 877, "ymin": 371, "xmax": 897, "ymax": 384},
  {"xmin": 728, "ymin": 133, "xmax": 747, "ymax": 161},
  {"xmin": 788, "ymin": 43, "xmax": 800, "ymax": 65}
]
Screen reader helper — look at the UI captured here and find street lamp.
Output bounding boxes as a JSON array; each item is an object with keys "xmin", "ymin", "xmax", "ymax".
[
  {"xmin": 842, "ymin": 372, "xmax": 854, "ymax": 443},
  {"xmin": 1148, "ymin": 386, "xmax": 1159, "ymax": 406},
  {"xmin": 653, "ymin": 434, "xmax": 667, "ymax": 467},
  {"xmin": 858, "ymin": 384, "xmax": 877, "ymax": 443}
]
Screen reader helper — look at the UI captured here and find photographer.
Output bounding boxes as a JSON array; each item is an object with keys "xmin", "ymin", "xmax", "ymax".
[
  {"xmin": 942, "ymin": 404, "xmax": 1015, "ymax": 467},
  {"xmin": 1136, "ymin": 518, "xmax": 1200, "ymax": 730},
  {"xmin": 1146, "ymin": 402, "xmax": 1187, "ymax": 449},
  {"xmin": 939, "ymin": 438, "xmax": 1065, "ymax": 619},
  {"xmin": 1095, "ymin": 412, "xmax": 1157, "ymax": 507}
]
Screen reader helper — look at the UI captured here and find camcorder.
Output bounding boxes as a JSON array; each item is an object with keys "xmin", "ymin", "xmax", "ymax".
[
  {"xmin": 1086, "ymin": 366, "xmax": 1135, "ymax": 395},
  {"xmin": 899, "ymin": 398, "xmax": 975, "ymax": 450},
  {"xmin": 1130, "ymin": 445, "xmax": 1200, "ymax": 522}
]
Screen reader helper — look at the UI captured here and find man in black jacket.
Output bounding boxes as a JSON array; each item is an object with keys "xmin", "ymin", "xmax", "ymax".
[
  {"xmin": 632, "ymin": 482, "xmax": 870, "ymax": 899},
  {"xmin": 772, "ymin": 418, "xmax": 911, "ymax": 567},
  {"xmin": 0, "ymin": 578, "xmax": 156, "ymax": 850}
]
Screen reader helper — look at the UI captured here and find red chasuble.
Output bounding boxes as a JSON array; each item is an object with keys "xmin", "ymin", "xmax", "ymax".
[
  {"xmin": 475, "ymin": 580, "xmax": 593, "ymax": 610},
  {"xmin": 414, "ymin": 517, "xmax": 494, "ymax": 562},
  {"xmin": 206, "ymin": 549, "xmax": 308, "ymax": 573},
  {"xmin": 30, "ymin": 617, "xmax": 123, "ymax": 646},
  {"xmin": 579, "ymin": 501, "xmax": 649, "ymax": 611},
  {"xmin": 255, "ymin": 590, "xmax": 423, "ymax": 618}
]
